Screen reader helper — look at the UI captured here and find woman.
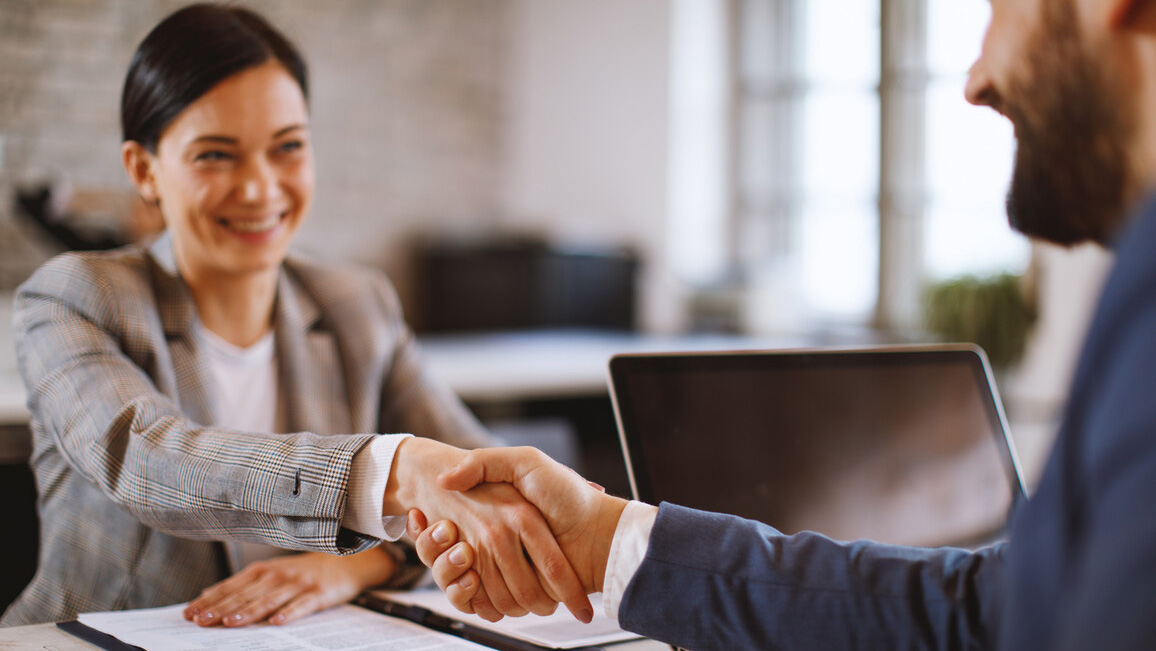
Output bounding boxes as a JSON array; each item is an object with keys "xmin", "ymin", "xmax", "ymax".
[{"xmin": 4, "ymin": 3, "xmax": 588, "ymax": 628}]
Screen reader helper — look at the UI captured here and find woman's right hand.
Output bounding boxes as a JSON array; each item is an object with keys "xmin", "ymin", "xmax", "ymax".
[
  {"xmin": 383, "ymin": 437, "xmax": 592, "ymax": 624},
  {"xmin": 407, "ymin": 510, "xmax": 481, "ymax": 613}
]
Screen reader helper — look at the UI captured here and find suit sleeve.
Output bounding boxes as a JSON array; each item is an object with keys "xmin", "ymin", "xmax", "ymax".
[
  {"xmin": 14, "ymin": 254, "xmax": 381, "ymax": 555},
  {"xmin": 619, "ymin": 503, "xmax": 1006, "ymax": 651}
]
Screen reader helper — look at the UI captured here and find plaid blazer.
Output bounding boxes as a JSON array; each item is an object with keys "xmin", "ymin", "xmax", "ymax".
[{"xmin": 2, "ymin": 234, "xmax": 490, "ymax": 625}]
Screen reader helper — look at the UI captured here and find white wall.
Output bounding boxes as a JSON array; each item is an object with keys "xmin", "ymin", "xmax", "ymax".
[
  {"xmin": 0, "ymin": 0, "xmax": 509, "ymax": 306},
  {"xmin": 498, "ymin": 0, "xmax": 677, "ymax": 332}
]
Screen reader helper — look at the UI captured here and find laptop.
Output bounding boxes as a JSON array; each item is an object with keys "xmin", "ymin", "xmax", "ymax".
[{"xmin": 609, "ymin": 344, "xmax": 1027, "ymax": 548}]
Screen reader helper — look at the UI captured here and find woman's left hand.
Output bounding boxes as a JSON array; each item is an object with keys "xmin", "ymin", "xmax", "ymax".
[{"xmin": 183, "ymin": 546, "xmax": 397, "ymax": 627}]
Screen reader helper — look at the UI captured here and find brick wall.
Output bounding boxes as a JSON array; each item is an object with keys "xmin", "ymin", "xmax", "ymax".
[{"xmin": 0, "ymin": 0, "xmax": 508, "ymax": 304}]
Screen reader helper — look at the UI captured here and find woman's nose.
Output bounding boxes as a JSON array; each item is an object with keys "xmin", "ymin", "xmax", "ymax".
[{"xmin": 238, "ymin": 156, "xmax": 282, "ymax": 204}]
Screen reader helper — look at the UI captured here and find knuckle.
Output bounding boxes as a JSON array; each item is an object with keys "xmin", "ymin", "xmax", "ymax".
[
  {"xmin": 511, "ymin": 583, "xmax": 541, "ymax": 608},
  {"xmin": 488, "ymin": 591, "xmax": 520, "ymax": 614},
  {"xmin": 539, "ymin": 553, "xmax": 570, "ymax": 582},
  {"xmin": 478, "ymin": 522, "xmax": 503, "ymax": 548},
  {"xmin": 510, "ymin": 504, "xmax": 537, "ymax": 529}
]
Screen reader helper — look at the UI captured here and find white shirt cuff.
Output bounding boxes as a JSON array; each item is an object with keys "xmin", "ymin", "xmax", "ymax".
[
  {"xmin": 343, "ymin": 433, "xmax": 413, "ymax": 541},
  {"xmin": 601, "ymin": 500, "xmax": 659, "ymax": 621}
]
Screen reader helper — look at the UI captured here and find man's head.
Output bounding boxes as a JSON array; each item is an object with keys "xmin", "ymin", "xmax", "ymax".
[{"xmin": 966, "ymin": 0, "xmax": 1149, "ymax": 246}]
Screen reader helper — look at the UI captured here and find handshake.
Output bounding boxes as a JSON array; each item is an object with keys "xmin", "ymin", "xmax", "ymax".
[{"xmin": 395, "ymin": 444, "xmax": 629, "ymax": 624}]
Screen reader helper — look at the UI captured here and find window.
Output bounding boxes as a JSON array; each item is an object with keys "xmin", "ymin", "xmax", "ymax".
[
  {"xmin": 924, "ymin": 1, "xmax": 1025, "ymax": 280},
  {"xmin": 729, "ymin": 0, "xmax": 1027, "ymax": 333}
]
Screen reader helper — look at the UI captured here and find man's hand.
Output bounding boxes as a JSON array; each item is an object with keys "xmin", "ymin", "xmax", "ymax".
[
  {"xmin": 382, "ymin": 438, "xmax": 592, "ymax": 623},
  {"xmin": 437, "ymin": 446, "xmax": 628, "ymax": 595},
  {"xmin": 183, "ymin": 548, "xmax": 395, "ymax": 627}
]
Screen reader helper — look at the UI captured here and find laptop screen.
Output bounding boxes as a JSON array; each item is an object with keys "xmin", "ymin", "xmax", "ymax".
[{"xmin": 610, "ymin": 346, "xmax": 1026, "ymax": 547}]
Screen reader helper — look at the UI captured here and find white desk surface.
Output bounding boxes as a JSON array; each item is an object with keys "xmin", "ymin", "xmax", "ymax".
[
  {"xmin": 418, "ymin": 329, "xmax": 808, "ymax": 403},
  {"xmin": 0, "ymin": 620, "xmax": 671, "ymax": 650}
]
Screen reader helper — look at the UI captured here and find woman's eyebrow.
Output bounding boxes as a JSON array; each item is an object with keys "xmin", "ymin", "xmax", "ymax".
[
  {"xmin": 189, "ymin": 125, "xmax": 306, "ymax": 145},
  {"xmin": 191, "ymin": 135, "xmax": 237, "ymax": 145},
  {"xmin": 274, "ymin": 124, "xmax": 308, "ymax": 138}
]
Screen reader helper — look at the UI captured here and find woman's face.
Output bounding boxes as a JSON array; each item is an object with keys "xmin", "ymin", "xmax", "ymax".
[{"xmin": 124, "ymin": 60, "xmax": 314, "ymax": 282}]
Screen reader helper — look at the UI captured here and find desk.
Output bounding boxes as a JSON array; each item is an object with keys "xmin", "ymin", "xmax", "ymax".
[
  {"xmin": 0, "ymin": 620, "xmax": 671, "ymax": 650},
  {"xmin": 411, "ymin": 329, "xmax": 811, "ymax": 404}
]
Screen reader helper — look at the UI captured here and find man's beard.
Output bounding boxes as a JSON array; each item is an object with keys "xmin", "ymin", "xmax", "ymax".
[{"xmin": 1004, "ymin": 1, "xmax": 1134, "ymax": 246}]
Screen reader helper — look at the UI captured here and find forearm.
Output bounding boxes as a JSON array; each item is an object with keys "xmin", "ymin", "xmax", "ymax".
[
  {"xmin": 618, "ymin": 503, "xmax": 1006, "ymax": 651},
  {"xmin": 119, "ymin": 419, "xmax": 378, "ymax": 552},
  {"xmin": 18, "ymin": 271, "xmax": 379, "ymax": 550}
]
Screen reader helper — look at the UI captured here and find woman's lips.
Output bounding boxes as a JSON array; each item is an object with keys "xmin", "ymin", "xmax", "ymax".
[{"xmin": 217, "ymin": 213, "xmax": 285, "ymax": 234}]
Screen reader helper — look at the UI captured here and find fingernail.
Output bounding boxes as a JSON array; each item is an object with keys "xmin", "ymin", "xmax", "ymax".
[
  {"xmin": 432, "ymin": 522, "xmax": 450, "ymax": 544},
  {"xmin": 449, "ymin": 546, "xmax": 466, "ymax": 565},
  {"xmin": 459, "ymin": 575, "xmax": 474, "ymax": 590}
]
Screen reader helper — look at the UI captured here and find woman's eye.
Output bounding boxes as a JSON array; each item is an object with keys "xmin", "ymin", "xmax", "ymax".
[
  {"xmin": 276, "ymin": 140, "xmax": 304, "ymax": 155},
  {"xmin": 193, "ymin": 150, "xmax": 233, "ymax": 163}
]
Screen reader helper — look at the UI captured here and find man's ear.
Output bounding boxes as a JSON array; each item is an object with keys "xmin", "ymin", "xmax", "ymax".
[{"xmin": 121, "ymin": 141, "xmax": 160, "ymax": 205}]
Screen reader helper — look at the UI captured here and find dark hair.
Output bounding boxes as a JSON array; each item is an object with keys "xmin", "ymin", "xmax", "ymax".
[{"xmin": 120, "ymin": 3, "xmax": 308, "ymax": 152}]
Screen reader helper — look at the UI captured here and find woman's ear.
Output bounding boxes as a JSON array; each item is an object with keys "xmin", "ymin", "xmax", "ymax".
[{"xmin": 121, "ymin": 141, "xmax": 160, "ymax": 205}]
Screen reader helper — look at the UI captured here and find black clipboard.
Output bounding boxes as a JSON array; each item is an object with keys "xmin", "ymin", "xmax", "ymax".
[
  {"xmin": 354, "ymin": 592, "xmax": 610, "ymax": 651},
  {"xmin": 57, "ymin": 620, "xmax": 145, "ymax": 651}
]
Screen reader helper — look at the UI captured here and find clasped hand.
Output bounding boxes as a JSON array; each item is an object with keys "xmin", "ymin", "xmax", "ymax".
[
  {"xmin": 408, "ymin": 446, "xmax": 628, "ymax": 622},
  {"xmin": 385, "ymin": 439, "xmax": 601, "ymax": 623},
  {"xmin": 187, "ymin": 440, "xmax": 602, "ymax": 627}
]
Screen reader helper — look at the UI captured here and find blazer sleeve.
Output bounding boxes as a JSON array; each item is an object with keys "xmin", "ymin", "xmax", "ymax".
[
  {"xmin": 15, "ymin": 253, "xmax": 381, "ymax": 555},
  {"xmin": 618, "ymin": 503, "xmax": 1006, "ymax": 651}
]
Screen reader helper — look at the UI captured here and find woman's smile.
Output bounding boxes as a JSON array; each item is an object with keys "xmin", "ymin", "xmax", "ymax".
[{"xmin": 217, "ymin": 212, "xmax": 287, "ymax": 236}]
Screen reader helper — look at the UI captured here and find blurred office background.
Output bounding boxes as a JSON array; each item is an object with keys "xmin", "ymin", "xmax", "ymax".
[{"xmin": 0, "ymin": 0, "xmax": 1114, "ymax": 607}]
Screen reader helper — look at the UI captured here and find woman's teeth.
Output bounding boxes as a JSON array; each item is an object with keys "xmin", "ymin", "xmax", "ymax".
[{"xmin": 219, "ymin": 214, "xmax": 281, "ymax": 233}]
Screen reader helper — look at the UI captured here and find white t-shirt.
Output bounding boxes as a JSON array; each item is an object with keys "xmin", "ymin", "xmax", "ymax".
[{"xmin": 200, "ymin": 326, "xmax": 289, "ymax": 572}]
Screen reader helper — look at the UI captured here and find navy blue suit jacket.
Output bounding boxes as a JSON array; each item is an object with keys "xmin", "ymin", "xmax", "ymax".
[{"xmin": 618, "ymin": 196, "xmax": 1156, "ymax": 650}]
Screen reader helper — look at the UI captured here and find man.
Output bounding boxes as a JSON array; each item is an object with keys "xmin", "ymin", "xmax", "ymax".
[{"xmin": 408, "ymin": 0, "xmax": 1156, "ymax": 648}]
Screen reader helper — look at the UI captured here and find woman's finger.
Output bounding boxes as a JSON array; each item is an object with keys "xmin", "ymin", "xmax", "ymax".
[{"xmin": 415, "ymin": 520, "xmax": 459, "ymax": 569}]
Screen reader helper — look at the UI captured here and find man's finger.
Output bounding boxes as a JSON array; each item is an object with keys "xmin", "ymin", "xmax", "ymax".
[
  {"xmin": 520, "ymin": 516, "xmax": 592, "ymax": 623},
  {"xmin": 438, "ymin": 447, "xmax": 547, "ymax": 492}
]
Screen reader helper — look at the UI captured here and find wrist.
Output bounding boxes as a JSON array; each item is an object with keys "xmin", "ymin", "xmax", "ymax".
[
  {"xmin": 381, "ymin": 437, "xmax": 416, "ymax": 516},
  {"xmin": 590, "ymin": 494, "xmax": 629, "ymax": 593},
  {"xmin": 381, "ymin": 437, "xmax": 461, "ymax": 516}
]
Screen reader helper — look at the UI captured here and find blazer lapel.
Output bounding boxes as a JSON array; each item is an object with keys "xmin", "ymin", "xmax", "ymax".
[
  {"xmin": 275, "ymin": 270, "xmax": 354, "ymax": 436},
  {"xmin": 147, "ymin": 233, "xmax": 218, "ymax": 427}
]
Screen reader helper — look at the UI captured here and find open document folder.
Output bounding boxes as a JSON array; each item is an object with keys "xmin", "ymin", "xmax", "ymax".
[
  {"xmin": 61, "ymin": 590, "xmax": 639, "ymax": 651},
  {"xmin": 67, "ymin": 603, "xmax": 493, "ymax": 651},
  {"xmin": 360, "ymin": 588, "xmax": 641, "ymax": 649}
]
